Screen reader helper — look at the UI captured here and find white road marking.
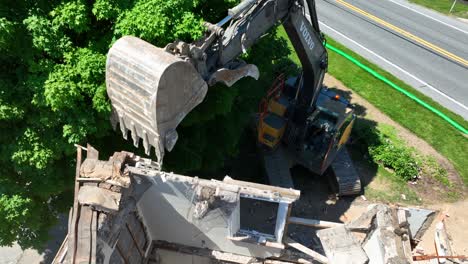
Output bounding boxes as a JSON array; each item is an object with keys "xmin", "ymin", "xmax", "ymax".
[
  {"xmin": 319, "ymin": 21, "xmax": 468, "ymax": 111},
  {"xmin": 385, "ymin": 0, "xmax": 468, "ymax": 35}
]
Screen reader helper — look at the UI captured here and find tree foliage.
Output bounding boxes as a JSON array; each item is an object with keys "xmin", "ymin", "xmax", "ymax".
[{"xmin": 0, "ymin": 0, "xmax": 293, "ymax": 248}]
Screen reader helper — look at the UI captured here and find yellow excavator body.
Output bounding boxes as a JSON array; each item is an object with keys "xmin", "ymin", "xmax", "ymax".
[
  {"xmin": 338, "ymin": 118, "xmax": 355, "ymax": 148},
  {"xmin": 268, "ymin": 97, "xmax": 288, "ymax": 117},
  {"xmin": 258, "ymin": 112, "xmax": 287, "ymax": 149},
  {"xmin": 257, "ymin": 77, "xmax": 289, "ymax": 149}
]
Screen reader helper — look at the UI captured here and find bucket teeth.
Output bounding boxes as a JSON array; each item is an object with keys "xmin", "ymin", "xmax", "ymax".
[
  {"xmin": 142, "ymin": 131, "xmax": 151, "ymax": 156},
  {"xmin": 117, "ymin": 118, "xmax": 158, "ymax": 160},
  {"xmin": 118, "ymin": 115, "xmax": 128, "ymax": 140},
  {"xmin": 165, "ymin": 130, "xmax": 178, "ymax": 152},
  {"xmin": 110, "ymin": 112, "xmax": 118, "ymax": 130},
  {"xmin": 130, "ymin": 123, "xmax": 139, "ymax": 148}
]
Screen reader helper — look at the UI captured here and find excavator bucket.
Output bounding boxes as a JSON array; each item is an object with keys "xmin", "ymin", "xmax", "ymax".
[{"xmin": 106, "ymin": 36, "xmax": 208, "ymax": 162}]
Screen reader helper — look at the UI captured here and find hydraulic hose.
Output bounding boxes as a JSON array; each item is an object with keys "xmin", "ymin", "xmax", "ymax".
[{"xmin": 325, "ymin": 43, "xmax": 468, "ymax": 135}]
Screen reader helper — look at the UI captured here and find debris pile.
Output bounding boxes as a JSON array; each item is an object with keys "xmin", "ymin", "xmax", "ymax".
[{"xmin": 53, "ymin": 146, "xmax": 466, "ymax": 264}]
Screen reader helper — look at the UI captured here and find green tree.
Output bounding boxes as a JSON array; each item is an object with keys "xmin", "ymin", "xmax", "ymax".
[{"xmin": 0, "ymin": 0, "xmax": 293, "ymax": 249}]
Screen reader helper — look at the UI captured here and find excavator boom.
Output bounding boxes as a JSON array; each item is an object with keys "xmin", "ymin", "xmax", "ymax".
[{"xmin": 106, "ymin": 0, "xmax": 327, "ymax": 161}]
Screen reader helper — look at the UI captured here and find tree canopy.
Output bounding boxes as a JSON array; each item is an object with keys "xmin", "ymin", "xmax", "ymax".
[{"xmin": 0, "ymin": 0, "xmax": 293, "ymax": 248}]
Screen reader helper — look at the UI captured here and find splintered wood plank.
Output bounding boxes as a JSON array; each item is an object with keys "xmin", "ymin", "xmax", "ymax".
[
  {"xmin": 68, "ymin": 147, "xmax": 83, "ymax": 263},
  {"xmin": 285, "ymin": 238, "xmax": 329, "ymax": 264},
  {"xmin": 75, "ymin": 206, "xmax": 93, "ymax": 263},
  {"xmin": 90, "ymin": 211, "xmax": 97, "ymax": 264},
  {"xmin": 288, "ymin": 217, "xmax": 343, "ymax": 229}
]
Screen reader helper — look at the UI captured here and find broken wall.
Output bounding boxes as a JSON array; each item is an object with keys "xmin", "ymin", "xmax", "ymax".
[
  {"xmin": 135, "ymin": 174, "xmax": 283, "ymax": 259},
  {"xmin": 55, "ymin": 147, "xmax": 301, "ymax": 263},
  {"xmin": 54, "ymin": 148, "xmax": 154, "ymax": 264}
]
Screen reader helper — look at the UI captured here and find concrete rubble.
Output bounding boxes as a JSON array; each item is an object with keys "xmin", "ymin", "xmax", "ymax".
[
  {"xmin": 53, "ymin": 145, "xmax": 466, "ymax": 264},
  {"xmin": 404, "ymin": 208, "xmax": 436, "ymax": 242},
  {"xmin": 317, "ymin": 226, "xmax": 368, "ymax": 263},
  {"xmin": 361, "ymin": 205, "xmax": 411, "ymax": 264}
]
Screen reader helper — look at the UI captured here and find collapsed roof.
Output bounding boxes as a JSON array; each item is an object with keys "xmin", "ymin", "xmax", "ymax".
[{"xmin": 53, "ymin": 145, "xmax": 462, "ymax": 264}]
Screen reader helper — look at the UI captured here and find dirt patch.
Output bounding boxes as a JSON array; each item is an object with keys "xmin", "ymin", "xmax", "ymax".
[
  {"xmin": 323, "ymin": 74, "xmax": 466, "ymax": 202},
  {"xmin": 409, "ymin": 172, "xmax": 458, "ymax": 203}
]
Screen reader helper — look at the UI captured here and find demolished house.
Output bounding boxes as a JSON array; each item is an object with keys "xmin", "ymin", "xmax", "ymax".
[{"xmin": 52, "ymin": 145, "xmax": 465, "ymax": 264}]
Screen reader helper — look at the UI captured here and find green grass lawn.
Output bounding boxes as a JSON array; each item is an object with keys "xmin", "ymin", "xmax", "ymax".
[
  {"xmin": 364, "ymin": 166, "xmax": 421, "ymax": 205},
  {"xmin": 409, "ymin": 0, "xmax": 468, "ymax": 18},
  {"xmin": 277, "ymin": 27, "xmax": 468, "ymax": 185}
]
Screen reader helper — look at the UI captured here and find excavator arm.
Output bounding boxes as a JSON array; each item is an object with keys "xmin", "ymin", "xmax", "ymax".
[{"xmin": 106, "ymin": 0, "xmax": 327, "ymax": 162}]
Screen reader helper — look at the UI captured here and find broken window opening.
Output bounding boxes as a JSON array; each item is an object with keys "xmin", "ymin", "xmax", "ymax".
[{"xmin": 238, "ymin": 197, "xmax": 279, "ymax": 240}]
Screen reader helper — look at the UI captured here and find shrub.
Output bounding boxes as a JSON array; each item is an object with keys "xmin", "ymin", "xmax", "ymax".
[{"xmin": 366, "ymin": 125, "xmax": 420, "ymax": 181}]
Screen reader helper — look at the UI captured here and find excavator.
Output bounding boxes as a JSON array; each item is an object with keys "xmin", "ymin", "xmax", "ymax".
[{"xmin": 106, "ymin": 0, "xmax": 361, "ymax": 195}]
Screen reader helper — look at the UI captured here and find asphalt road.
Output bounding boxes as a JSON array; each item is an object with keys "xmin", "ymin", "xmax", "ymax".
[{"xmin": 315, "ymin": 0, "xmax": 468, "ymax": 119}]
